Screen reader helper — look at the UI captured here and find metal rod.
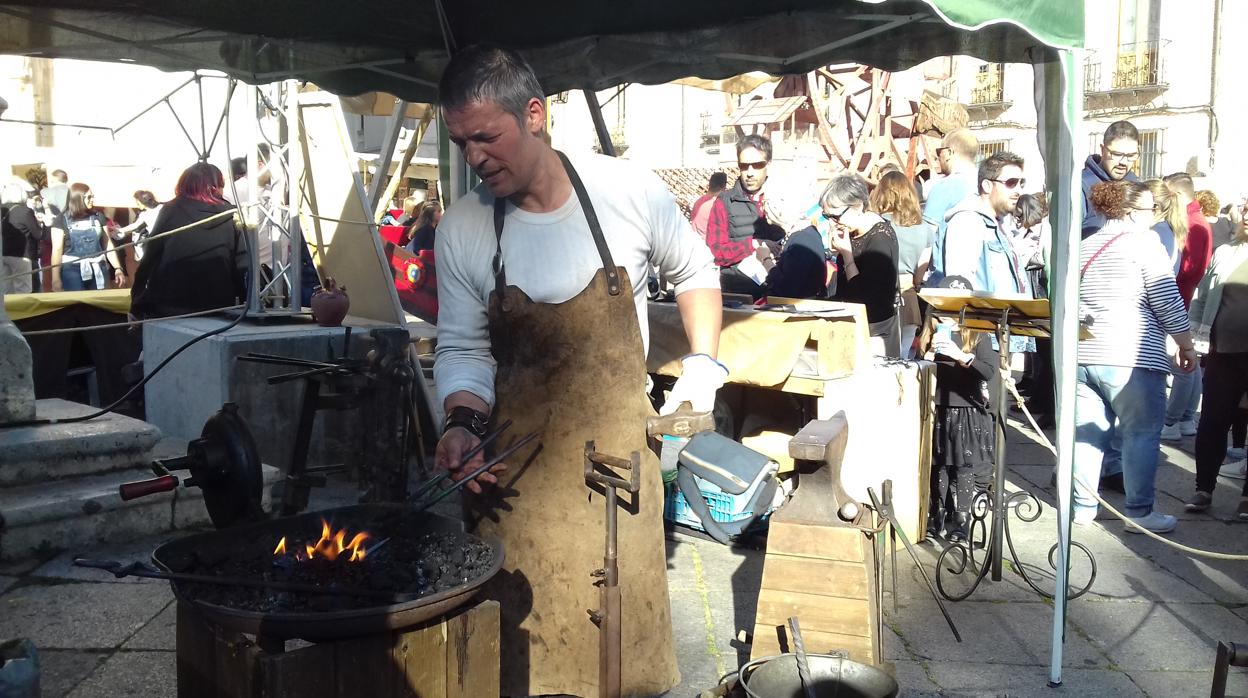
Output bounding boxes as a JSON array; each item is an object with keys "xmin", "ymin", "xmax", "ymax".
[
  {"xmin": 0, "ymin": 117, "xmax": 112, "ymax": 132},
  {"xmin": 409, "ymin": 419, "xmax": 513, "ymax": 500},
  {"xmin": 197, "ymin": 73, "xmax": 208, "ymax": 157},
  {"xmin": 113, "ymin": 76, "xmax": 198, "ymax": 134},
  {"xmin": 204, "ymin": 78, "xmax": 237, "ymax": 158},
  {"xmin": 991, "ymin": 306, "xmax": 1011, "ymax": 582},
  {"xmin": 164, "ymin": 98, "xmax": 202, "ymax": 159},
  {"xmin": 411, "ymin": 430, "xmax": 542, "ymax": 512},
  {"xmin": 72, "ymin": 559, "xmax": 413, "ymax": 601},
  {"xmin": 788, "ymin": 617, "xmax": 816, "ymax": 698},
  {"xmin": 583, "ymin": 90, "xmax": 616, "ymax": 157}
]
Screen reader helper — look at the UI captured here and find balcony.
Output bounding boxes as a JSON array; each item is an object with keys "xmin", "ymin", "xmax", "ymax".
[
  {"xmin": 1084, "ymin": 40, "xmax": 1169, "ymax": 110},
  {"xmin": 966, "ymin": 65, "xmax": 1011, "ymax": 122}
]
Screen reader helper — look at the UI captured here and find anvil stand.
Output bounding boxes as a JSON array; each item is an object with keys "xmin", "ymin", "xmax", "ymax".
[{"xmin": 929, "ymin": 304, "xmax": 1097, "ymax": 602}]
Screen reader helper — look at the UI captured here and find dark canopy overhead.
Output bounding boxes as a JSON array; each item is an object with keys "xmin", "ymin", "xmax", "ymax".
[{"xmin": 0, "ymin": 1, "xmax": 1079, "ymax": 100}]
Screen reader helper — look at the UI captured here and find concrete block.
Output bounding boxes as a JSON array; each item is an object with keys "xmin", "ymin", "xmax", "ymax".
[
  {"xmin": 66, "ymin": 650, "xmax": 176, "ymax": 698},
  {"xmin": 1129, "ymin": 669, "xmax": 1248, "ymax": 698},
  {"xmin": 36, "ymin": 650, "xmax": 109, "ymax": 698},
  {"xmin": 0, "ymin": 293, "xmax": 35, "ymax": 423},
  {"xmin": 143, "ymin": 317, "xmax": 390, "ymax": 476},
  {"xmin": 0, "ymin": 399, "xmax": 161, "ymax": 487},
  {"xmin": 0, "ymin": 580, "xmax": 173, "ymax": 648},
  {"xmin": 0, "ymin": 462, "xmax": 280, "ymax": 562},
  {"xmin": 122, "ymin": 601, "xmax": 177, "ymax": 651},
  {"xmin": 924, "ymin": 663, "xmax": 1144, "ymax": 697}
]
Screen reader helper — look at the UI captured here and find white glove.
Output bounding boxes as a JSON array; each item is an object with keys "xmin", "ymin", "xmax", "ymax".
[
  {"xmin": 932, "ymin": 334, "xmax": 972, "ymax": 364},
  {"xmin": 660, "ymin": 353, "xmax": 728, "ymax": 415}
]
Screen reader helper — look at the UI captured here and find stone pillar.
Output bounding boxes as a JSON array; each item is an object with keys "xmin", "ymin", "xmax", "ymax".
[{"xmin": 0, "ymin": 288, "xmax": 36, "ymax": 422}]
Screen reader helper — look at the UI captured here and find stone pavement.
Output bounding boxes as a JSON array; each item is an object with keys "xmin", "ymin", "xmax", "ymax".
[{"xmin": 3, "ymin": 418, "xmax": 1247, "ymax": 697}]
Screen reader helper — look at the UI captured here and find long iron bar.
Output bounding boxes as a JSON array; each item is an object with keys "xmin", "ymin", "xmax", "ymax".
[
  {"xmin": 411, "ymin": 430, "xmax": 542, "ymax": 513},
  {"xmin": 73, "ymin": 559, "xmax": 414, "ymax": 601},
  {"xmin": 409, "ymin": 420, "xmax": 513, "ymax": 501}
]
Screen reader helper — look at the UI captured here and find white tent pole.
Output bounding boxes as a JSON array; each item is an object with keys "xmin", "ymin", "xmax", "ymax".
[{"xmin": 1036, "ymin": 48, "xmax": 1084, "ymax": 688}]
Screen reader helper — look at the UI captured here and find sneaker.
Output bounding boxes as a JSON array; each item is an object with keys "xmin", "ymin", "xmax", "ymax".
[
  {"xmin": 1073, "ymin": 507, "xmax": 1098, "ymax": 526},
  {"xmin": 1238, "ymin": 499, "xmax": 1248, "ymax": 521},
  {"xmin": 1220, "ymin": 459, "xmax": 1247, "ymax": 479},
  {"xmin": 1160, "ymin": 423, "xmax": 1183, "ymax": 441},
  {"xmin": 1125, "ymin": 511, "xmax": 1178, "ymax": 534},
  {"xmin": 1184, "ymin": 490, "xmax": 1213, "ymax": 512},
  {"xmin": 1179, "ymin": 420, "xmax": 1199, "ymax": 436},
  {"xmin": 1227, "ymin": 447, "xmax": 1246, "ymax": 461}
]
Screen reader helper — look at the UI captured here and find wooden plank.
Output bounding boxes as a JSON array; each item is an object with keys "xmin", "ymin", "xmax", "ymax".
[
  {"xmin": 334, "ymin": 634, "xmax": 395, "ymax": 698},
  {"xmin": 765, "ymin": 521, "xmax": 865, "ymax": 563},
  {"xmin": 757, "ymin": 554, "xmax": 870, "ymax": 600},
  {"xmin": 259, "ymin": 641, "xmax": 336, "ymax": 698},
  {"xmin": 210, "ymin": 624, "xmax": 260, "ymax": 698},
  {"xmin": 446, "ymin": 601, "xmax": 500, "ymax": 698},
  {"xmin": 751, "ymin": 626, "xmax": 875, "ymax": 665},
  {"xmin": 754, "ymin": 589, "xmax": 873, "ymax": 640},
  {"xmin": 394, "ymin": 617, "xmax": 448, "ymax": 698}
]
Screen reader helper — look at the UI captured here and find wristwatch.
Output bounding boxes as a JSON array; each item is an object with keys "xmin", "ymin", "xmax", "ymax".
[{"xmin": 443, "ymin": 405, "xmax": 489, "ymax": 438}]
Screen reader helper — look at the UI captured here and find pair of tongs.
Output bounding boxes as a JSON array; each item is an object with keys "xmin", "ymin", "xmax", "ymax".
[{"xmin": 409, "ymin": 419, "xmax": 540, "ymax": 512}]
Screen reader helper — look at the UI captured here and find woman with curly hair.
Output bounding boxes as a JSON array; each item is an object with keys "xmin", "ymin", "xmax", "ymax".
[
  {"xmin": 1074, "ymin": 180, "xmax": 1197, "ymax": 533},
  {"xmin": 870, "ymin": 170, "xmax": 933, "ymax": 358}
]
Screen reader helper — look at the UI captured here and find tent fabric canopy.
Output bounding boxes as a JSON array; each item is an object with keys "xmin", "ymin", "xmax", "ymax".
[{"xmin": 0, "ymin": 1, "xmax": 1076, "ymax": 101}]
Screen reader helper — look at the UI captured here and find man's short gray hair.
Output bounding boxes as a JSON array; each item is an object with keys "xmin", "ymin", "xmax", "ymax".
[
  {"xmin": 820, "ymin": 172, "xmax": 871, "ymax": 210},
  {"xmin": 439, "ymin": 44, "xmax": 545, "ymax": 125},
  {"xmin": 0, "ymin": 181, "xmax": 26, "ymax": 206}
]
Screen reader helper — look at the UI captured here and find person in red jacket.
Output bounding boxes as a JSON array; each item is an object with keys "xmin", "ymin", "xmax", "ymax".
[{"xmin": 1160, "ymin": 172, "xmax": 1212, "ymax": 440}]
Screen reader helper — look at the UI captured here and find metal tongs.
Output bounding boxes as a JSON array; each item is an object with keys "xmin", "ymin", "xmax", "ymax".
[{"xmin": 409, "ymin": 419, "xmax": 541, "ymax": 512}]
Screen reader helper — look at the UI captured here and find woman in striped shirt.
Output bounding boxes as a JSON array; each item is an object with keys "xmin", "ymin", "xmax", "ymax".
[{"xmin": 1074, "ymin": 180, "xmax": 1199, "ymax": 534}]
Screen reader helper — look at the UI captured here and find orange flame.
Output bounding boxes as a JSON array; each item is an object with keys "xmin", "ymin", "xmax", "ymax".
[{"xmin": 274, "ymin": 519, "xmax": 371, "ymax": 563}]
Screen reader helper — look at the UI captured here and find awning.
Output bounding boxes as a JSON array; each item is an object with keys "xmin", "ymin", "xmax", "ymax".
[{"xmin": 0, "ymin": 1, "xmax": 1077, "ymax": 103}]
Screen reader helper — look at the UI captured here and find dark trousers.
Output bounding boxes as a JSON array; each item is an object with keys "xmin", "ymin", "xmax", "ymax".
[
  {"xmin": 719, "ymin": 265, "xmax": 764, "ymax": 300},
  {"xmin": 1193, "ymin": 351, "xmax": 1248, "ymax": 496}
]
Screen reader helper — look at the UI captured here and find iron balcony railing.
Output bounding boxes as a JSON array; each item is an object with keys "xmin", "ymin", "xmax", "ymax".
[
  {"xmin": 970, "ymin": 65, "xmax": 1005, "ymax": 105},
  {"xmin": 1084, "ymin": 39, "xmax": 1169, "ymax": 93}
]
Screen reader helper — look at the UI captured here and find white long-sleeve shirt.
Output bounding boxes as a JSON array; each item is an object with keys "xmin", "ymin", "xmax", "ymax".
[{"xmin": 433, "ymin": 152, "xmax": 719, "ymax": 407}]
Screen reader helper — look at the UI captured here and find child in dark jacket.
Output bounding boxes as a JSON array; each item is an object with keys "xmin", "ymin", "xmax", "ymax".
[{"xmin": 927, "ymin": 324, "xmax": 998, "ymax": 543}]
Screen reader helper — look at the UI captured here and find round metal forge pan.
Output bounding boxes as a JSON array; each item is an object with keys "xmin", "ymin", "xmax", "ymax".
[{"xmin": 151, "ymin": 504, "xmax": 503, "ymax": 641}]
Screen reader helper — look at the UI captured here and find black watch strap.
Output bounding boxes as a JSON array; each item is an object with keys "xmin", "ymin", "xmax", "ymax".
[{"xmin": 444, "ymin": 405, "xmax": 489, "ymax": 438}]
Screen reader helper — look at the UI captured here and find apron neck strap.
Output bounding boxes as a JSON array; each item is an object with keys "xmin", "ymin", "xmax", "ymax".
[{"xmin": 492, "ymin": 150, "xmax": 623, "ymax": 302}]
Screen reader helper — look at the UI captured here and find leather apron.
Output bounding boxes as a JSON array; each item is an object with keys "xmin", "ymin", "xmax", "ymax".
[{"xmin": 470, "ymin": 152, "xmax": 679, "ymax": 697}]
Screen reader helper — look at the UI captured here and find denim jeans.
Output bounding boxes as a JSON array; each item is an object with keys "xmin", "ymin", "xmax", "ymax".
[
  {"xmin": 1165, "ymin": 364, "xmax": 1202, "ymax": 425},
  {"xmin": 1074, "ymin": 364, "xmax": 1168, "ymax": 517}
]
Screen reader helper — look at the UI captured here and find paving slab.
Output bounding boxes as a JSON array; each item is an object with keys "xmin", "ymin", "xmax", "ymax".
[
  {"xmin": 121, "ymin": 601, "xmax": 176, "ymax": 651},
  {"xmin": 887, "ymin": 598, "xmax": 1106, "ymax": 667},
  {"xmin": 1133, "ymin": 541, "xmax": 1248, "ymax": 605},
  {"xmin": 0, "ymin": 574, "xmax": 17, "ymax": 594},
  {"xmin": 66, "ymin": 650, "xmax": 176, "ymax": 698},
  {"xmin": 29, "ymin": 532, "xmax": 182, "ymax": 585},
  {"xmin": 1068, "ymin": 601, "xmax": 1248, "ymax": 671},
  {"xmin": 924, "ymin": 663, "xmax": 1143, "ymax": 697},
  {"xmin": 1074, "ymin": 551, "xmax": 1216, "ymax": 603},
  {"xmin": 887, "ymin": 658, "xmax": 940, "ymax": 694},
  {"xmin": 35, "ymin": 650, "xmax": 109, "ymax": 698},
  {"xmin": 1, "ymin": 581, "xmax": 172, "ymax": 649},
  {"xmin": 1130, "ymin": 669, "xmax": 1248, "ymax": 698}
]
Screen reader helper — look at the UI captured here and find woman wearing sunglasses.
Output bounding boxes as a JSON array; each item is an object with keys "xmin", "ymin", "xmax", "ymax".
[
  {"xmin": 1073, "ymin": 180, "xmax": 1198, "ymax": 533},
  {"xmin": 821, "ymin": 172, "xmax": 901, "ymax": 356}
]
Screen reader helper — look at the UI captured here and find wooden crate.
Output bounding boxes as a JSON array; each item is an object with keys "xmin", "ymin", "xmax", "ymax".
[{"xmin": 176, "ymin": 600, "xmax": 499, "ymax": 698}]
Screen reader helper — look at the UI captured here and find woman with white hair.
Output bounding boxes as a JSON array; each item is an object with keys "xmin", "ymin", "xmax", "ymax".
[
  {"xmin": 822, "ymin": 171, "xmax": 901, "ymax": 355},
  {"xmin": 1185, "ymin": 202, "xmax": 1248, "ymax": 520}
]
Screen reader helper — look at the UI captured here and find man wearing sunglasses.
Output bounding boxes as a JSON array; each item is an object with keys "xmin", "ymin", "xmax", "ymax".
[
  {"xmin": 1082, "ymin": 120, "xmax": 1140, "ymax": 238},
  {"xmin": 922, "ymin": 129, "xmax": 978, "ymax": 286},
  {"xmin": 703, "ymin": 134, "xmax": 789, "ymax": 298},
  {"xmin": 942, "ymin": 151, "xmax": 1029, "ymax": 297}
]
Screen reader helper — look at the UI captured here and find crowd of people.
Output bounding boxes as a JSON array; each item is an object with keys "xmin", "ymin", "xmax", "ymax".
[
  {"xmin": 683, "ymin": 118, "xmax": 1247, "ymax": 538},
  {"xmin": 0, "ymin": 163, "xmax": 249, "ymax": 321}
]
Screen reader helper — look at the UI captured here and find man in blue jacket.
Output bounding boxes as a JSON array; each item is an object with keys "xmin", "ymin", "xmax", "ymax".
[{"xmin": 1082, "ymin": 120, "xmax": 1140, "ymax": 238}]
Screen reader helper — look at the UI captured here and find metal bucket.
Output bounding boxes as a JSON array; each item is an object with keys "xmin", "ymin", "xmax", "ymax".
[{"xmin": 739, "ymin": 653, "xmax": 899, "ymax": 698}]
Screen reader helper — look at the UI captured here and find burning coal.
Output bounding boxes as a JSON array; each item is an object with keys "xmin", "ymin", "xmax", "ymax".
[{"xmin": 273, "ymin": 519, "xmax": 371, "ymax": 563}]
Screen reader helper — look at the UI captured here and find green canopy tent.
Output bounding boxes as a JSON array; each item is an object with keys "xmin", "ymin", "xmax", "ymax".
[{"xmin": 0, "ymin": 0, "xmax": 1086, "ymax": 686}]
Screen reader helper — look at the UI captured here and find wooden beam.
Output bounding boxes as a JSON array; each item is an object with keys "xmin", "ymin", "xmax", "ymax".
[{"xmin": 373, "ymin": 110, "xmax": 432, "ymax": 221}]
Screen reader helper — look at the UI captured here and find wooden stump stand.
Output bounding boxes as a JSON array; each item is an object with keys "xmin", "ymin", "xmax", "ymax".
[
  {"xmin": 176, "ymin": 600, "xmax": 500, "ymax": 698},
  {"xmin": 750, "ymin": 415, "xmax": 882, "ymax": 666}
]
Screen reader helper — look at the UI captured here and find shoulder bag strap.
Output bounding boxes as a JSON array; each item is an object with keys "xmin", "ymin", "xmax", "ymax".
[{"xmin": 1080, "ymin": 230, "xmax": 1131, "ymax": 279}]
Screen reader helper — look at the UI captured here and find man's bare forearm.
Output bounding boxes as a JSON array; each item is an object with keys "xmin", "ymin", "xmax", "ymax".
[{"xmin": 675, "ymin": 287, "xmax": 722, "ymax": 358}]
